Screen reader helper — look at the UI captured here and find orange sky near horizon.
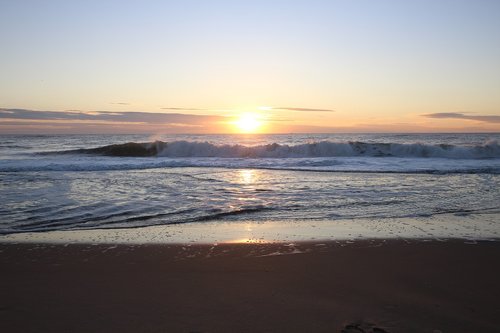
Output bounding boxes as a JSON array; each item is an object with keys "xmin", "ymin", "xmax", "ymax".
[{"xmin": 0, "ymin": 106, "xmax": 499, "ymax": 134}]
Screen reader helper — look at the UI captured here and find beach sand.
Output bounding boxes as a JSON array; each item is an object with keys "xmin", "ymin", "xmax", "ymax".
[{"xmin": 1, "ymin": 240, "xmax": 499, "ymax": 333}]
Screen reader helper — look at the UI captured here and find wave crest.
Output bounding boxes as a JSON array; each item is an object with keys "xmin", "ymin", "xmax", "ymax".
[{"xmin": 72, "ymin": 140, "xmax": 500, "ymax": 159}]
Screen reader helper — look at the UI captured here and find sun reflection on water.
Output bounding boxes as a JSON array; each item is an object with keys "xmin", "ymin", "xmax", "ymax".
[
  {"xmin": 239, "ymin": 169, "xmax": 255, "ymax": 184},
  {"xmin": 224, "ymin": 223, "xmax": 269, "ymax": 244},
  {"xmin": 226, "ymin": 238, "xmax": 269, "ymax": 244}
]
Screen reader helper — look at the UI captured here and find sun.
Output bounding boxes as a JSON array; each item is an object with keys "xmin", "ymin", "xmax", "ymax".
[{"xmin": 234, "ymin": 113, "xmax": 262, "ymax": 133}]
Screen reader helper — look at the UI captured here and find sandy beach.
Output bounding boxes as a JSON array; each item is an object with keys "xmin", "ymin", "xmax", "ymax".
[{"xmin": 1, "ymin": 239, "xmax": 499, "ymax": 333}]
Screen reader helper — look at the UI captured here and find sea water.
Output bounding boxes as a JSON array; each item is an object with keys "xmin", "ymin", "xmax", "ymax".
[{"xmin": 0, "ymin": 133, "xmax": 499, "ymax": 237}]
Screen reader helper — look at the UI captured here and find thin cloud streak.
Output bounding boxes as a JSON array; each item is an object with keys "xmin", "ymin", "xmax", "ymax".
[
  {"xmin": 160, "ymin": 106, "xmax": 335, "ymax": 112},
  {"xmin": 0, "ymin": 108, "xmax": 225, "ymax": 124},
  {"xmin": 160, "ymin": 107, "xmax": 208, "ymax": 111},
  {"xmin": 273, "ymin": 107, "xmax": 335, "ymax": 112},
  {"xmin": 423, "ymin": 112, "xmax": 500, "ymax": 123}
]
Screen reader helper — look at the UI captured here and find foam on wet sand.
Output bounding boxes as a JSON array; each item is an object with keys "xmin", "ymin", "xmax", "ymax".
[{"xmin": 1, "ymin": 212, "xmax": 499, "ymax": 245}]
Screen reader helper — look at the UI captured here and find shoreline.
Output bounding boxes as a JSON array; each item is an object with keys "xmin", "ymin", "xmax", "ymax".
[
  {"xmin": 1, "ymin": 239, "xmax": 500, "ymax": 332},
  {"xmin": 1, "ymin": 212, "xmax": 499, "ymax": 245}
]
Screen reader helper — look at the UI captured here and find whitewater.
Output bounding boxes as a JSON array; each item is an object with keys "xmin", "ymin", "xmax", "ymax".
[{"xmin": 1, "ymin": 133, "xmax": 499, "ymax": 236}]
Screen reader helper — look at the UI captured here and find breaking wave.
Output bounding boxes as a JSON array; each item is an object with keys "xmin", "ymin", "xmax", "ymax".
[{"xmin": 67, "ymin": 140, "xmax": 500, "ymax": 159}]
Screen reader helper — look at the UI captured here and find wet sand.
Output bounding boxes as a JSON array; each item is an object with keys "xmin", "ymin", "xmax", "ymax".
[{"xmin": 1, "ymin": 240, "xmax": 499, "ymax": 333}]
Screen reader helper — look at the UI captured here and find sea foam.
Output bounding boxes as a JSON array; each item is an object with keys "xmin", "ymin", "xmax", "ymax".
[{"xmin": 71, "ymin": 140, "xmax": 500, "ymax": 159}]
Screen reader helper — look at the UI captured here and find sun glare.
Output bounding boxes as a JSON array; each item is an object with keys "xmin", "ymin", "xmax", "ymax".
[{"xmin": 235, "ymin": 113, "xmax": 261, "ymax": 133}]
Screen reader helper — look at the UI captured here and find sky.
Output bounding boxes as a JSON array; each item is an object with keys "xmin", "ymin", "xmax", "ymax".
[{"xmin": 0, "ymin": 0, "xmax": 499, "ymax": 134}]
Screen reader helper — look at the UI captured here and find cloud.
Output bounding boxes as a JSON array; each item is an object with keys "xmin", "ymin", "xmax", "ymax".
[
  {"xmin": 423, "ymin": 112, "xmax": 500, "ymax": 123},
  {"xmin": 159, "ymin": 106, "xmax": 335, "ymax": 113},
  {"xmin": 160, "ymin": 107, "xmax": 207, "ymax": 111},
  {"xmin": 0, "ymin": 108, "xmax": 232, "ymax": 134},
  {"xmin": 272, "ymin": 107, "xmax": 335, "ymax": 112},
  {"xmin": 110, "ymin": 102, "xmax": 130, "ymax": 105},
  {"xmin": 0, "ymin": 108, "xmax": 224, "ymax": 124}
]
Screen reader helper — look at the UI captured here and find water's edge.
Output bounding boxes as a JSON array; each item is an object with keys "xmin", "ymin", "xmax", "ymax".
[{"xmin": 2, "ymin": 212, "xmax": 498, "ymax": 245}]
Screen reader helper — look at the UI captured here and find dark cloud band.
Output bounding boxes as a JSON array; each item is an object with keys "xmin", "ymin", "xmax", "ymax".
[{"xmin": 0, "ymin": 108, "xmax": 224, "ymax": 124}]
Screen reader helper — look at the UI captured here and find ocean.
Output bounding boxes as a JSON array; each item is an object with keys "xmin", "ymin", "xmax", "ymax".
[{"xmin": 1, "ymin": 133, "xmax": 499, "ymax": 236}]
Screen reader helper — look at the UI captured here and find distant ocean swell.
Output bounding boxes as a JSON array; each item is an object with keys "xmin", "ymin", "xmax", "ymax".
[{"xmin": 66, "ymin": 140, "xmax": 500, "ymax": 159}]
